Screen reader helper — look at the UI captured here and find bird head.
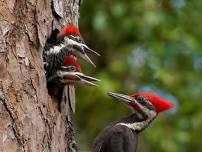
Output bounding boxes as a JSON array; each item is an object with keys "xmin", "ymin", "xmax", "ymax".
[
  {"xmin": 63, "ymin": 55, "xmax": 82, "ymax": 73},
  {"xmin": 57, "ymin": 55, "xmax": 100, "ymax": 86},
  {"xmin": 108, "ymin": 92, "xmax": 175, "ymax": 114},
  {"xmin": 58, "ymin": 25, "xmax": 99, "ymax": 67},
  {"xmin": 60, "ymin": 24, "xmax": 80, "ymax": 36}
]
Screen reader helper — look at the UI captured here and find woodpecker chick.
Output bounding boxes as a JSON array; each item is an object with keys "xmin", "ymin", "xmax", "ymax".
[
  {"xmin": 93, "ymin": 92, "xmax": 175, "ymax": 152},
  {"xmin": 47, "ymin": 56, "xmax": 100, "ymax": 112},
  {"xmin": 59, "ymin": 25, "xmax": 100, "ymax": 56},
  {"xmin": 48, "ymin": 55, "xmax": 100, "ymax": 86},
  {"xmin": 44, "ymin": 25, "xmax": 100, "ymax": 70},
  {"xmin": 58, "ymin": 25, "xmax": 100, "ymax": 67}
]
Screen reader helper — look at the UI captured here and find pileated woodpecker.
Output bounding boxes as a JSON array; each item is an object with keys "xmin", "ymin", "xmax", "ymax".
[
  {"xmin": 43, "ymin": 25, "xmax": 100, "ymax": 112},
  {"xmin": 47, "ymin": 55, "xmax": 100, "ymax": 87},
  {"xmin": 43, "ymin": 24, "xmax": 100, "ymax": 71},
  {"xmin": 47, "ymin": 55, "xmax": 100, "ymax": 111},
  {"xmin": 93, "ymin": 92, "xmax": 175, "ymax": 152}
]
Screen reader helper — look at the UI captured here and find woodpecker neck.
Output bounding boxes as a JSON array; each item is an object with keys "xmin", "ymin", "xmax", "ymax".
[{"xmin": 117, "ymin": 111, "xmax": 157, "ymax": 132}]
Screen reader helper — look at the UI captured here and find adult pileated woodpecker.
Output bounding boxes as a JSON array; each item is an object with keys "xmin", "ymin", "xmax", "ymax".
[
  {"xmin": 47, "ymin": 55, "xmax": 100, "ymax": 111},
  {"xmin": 93, "ymin": 92, "xmax": 175, "ymax": 152}
]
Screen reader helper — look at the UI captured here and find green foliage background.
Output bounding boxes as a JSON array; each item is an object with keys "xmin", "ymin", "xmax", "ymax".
[{"xmin": 74, "ymin": 0, "xmax": 202, "ymax": 151}]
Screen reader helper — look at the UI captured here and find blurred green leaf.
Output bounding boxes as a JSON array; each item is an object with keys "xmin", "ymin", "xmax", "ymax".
[{"xmin": 77, "ymin": 0, "xmax": 202, "ymax": 151}]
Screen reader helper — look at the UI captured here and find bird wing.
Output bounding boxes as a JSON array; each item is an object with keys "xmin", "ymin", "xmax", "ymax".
[
  {"xmin": 106, "ymin": 131, "xmax": 126, "ymax": 152},
  {"xmin": 93, "ymin": 125, "xmax": 138, "ymax": 152}
]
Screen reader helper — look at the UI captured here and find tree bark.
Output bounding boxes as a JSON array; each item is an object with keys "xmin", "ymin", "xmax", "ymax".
[{"xmin": 0, "ymin": 0, "xmax": 80, "ymax": 151}]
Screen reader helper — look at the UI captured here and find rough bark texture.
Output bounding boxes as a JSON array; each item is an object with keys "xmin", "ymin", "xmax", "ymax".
[{"xmin": 0, "ymin": 0, "xmax": 80, "ymax": 151}]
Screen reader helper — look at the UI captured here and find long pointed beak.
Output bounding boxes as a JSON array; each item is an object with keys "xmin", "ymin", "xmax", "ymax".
[
  {"xmin": 76, "ymin": 73, "xmax": 100, "ymax": 82},
  {"xmin": 57, "ymin": 71, "xmax": 100, "ymax": 86},
  {"xmin": 72, "ymin": 49, "xmax": 96, "ymax": 67},
  {"xmin": 73, "ymin": 72, "xmax": 100, "ymax": 86},
  {"xmin": 66, "ymin": 38, "xmax": 100, "ymax": 56},
  {"xmin": 108, "ymin": 92, "xmax": 135, "ymax": 105},
  {"xmin": 83, "ymin": 45, "xmax": 100, "ymax": 56},
  {"xmin": 81, "ymin": 53, "xmax": 96, "ymax": 68}
]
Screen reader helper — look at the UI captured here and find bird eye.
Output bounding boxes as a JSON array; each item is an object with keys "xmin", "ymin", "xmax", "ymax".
[
  {"xmin": 136, "ymin": 96, "xmax": 155, "ymax": 111},
  {"xmin": 67, "ymin": 66, "xmax": 76, "ymax": 72},
  {"xmin": 136, "ymin": 96, "xmax": 147, "ymax": 104}
]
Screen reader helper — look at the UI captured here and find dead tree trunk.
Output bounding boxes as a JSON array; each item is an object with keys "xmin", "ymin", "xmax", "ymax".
[{"xmin": 0, "ymin": 0, "xmax": 80, "ymax": 151}]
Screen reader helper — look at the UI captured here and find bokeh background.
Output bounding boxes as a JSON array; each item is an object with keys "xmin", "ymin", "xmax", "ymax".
[{"xmin": 74, "ymin": 0, "xmax": 202, "ymax": 151}]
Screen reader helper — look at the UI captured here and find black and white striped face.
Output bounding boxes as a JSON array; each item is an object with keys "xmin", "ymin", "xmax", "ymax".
[
  {"xmin": 135, "ymin": 96, "xmax": 156, "ymax": 112},
  {"xmin": 108, "ymin": 92, "xmax": 156, "ymax": 113},
  {"xmin": 56, "ymin": 70, "xmax": 100, "ymax": 86},
  {"xmin": 67, "ymin": 35, "xmax": 84, "ymax": 44},
  {"xmin": 60, "ymin": 65, "xmax": 79, "ymax": 73},
  {"xmin": 108, "ymin": 92, "xmax": 158, "ymax": 132},
  {"xmin": 62, "ymin": 36, "xmax": 98, "ymax": 67},
  {"xmin": 63, "ymin": 35, "xmax": 100, "ymax": 57},
  {"xmin": 53, "ymin": 56, "xmax": 100, "ymax": 86},
  {"xmin": 66, "ymin": 65, "xmax": 77, "ymax": 72}
]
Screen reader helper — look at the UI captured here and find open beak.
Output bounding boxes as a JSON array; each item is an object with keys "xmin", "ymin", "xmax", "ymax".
[
  {"xmin": 76, "ymin": 51, "xmax": 96, "ymax": 67},
  {"xmin": 108, "ymin": 92, "xmax": 136, "ymax": 106},
  {"xmin": 70, "ymin": 39, "xmax": 100, "ymax": 56},
  {"xmin": 71, "ymin": 47, "xmax": 96, "ymax": 67},
  {"xmin": 83, "ymin": 45, "xmax": 100, "ymax": 56},
  {"xmin": 67, "ymin": 35, "xmax": 100, "ymax": 56},
  {"xmin": 57, "ymin": 71, "xmax": 100, "ymax": 86}
]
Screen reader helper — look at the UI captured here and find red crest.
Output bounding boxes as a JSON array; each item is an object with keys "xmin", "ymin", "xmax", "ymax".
[
  {"xmin": 131, "ymin": 92, "xmax": 175, "ymax": 113},
  {"xmin": 60, "ymin": 24, "xmax": 80, "ymax": 36}
]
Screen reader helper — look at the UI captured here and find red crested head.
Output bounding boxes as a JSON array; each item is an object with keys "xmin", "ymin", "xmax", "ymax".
[
  {"xmin": 63, "ymin": 56, "xmax": 82, "ymax": 80},
  {"xmin": 60, "ymin": 24, "xmax": 80, "ymax": 36},
  {"xmin": 131, "ymin": 92, "xmax": 175, "ymax": 113},
  {"xmin": 64, "ymin": 55, "xmax": 82, "ymax": 73}
]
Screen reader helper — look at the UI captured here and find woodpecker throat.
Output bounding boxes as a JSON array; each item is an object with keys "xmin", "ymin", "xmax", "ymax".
[{"xmin": 117, "ymin": 110, "xmax": 157, "ymax": 132}]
